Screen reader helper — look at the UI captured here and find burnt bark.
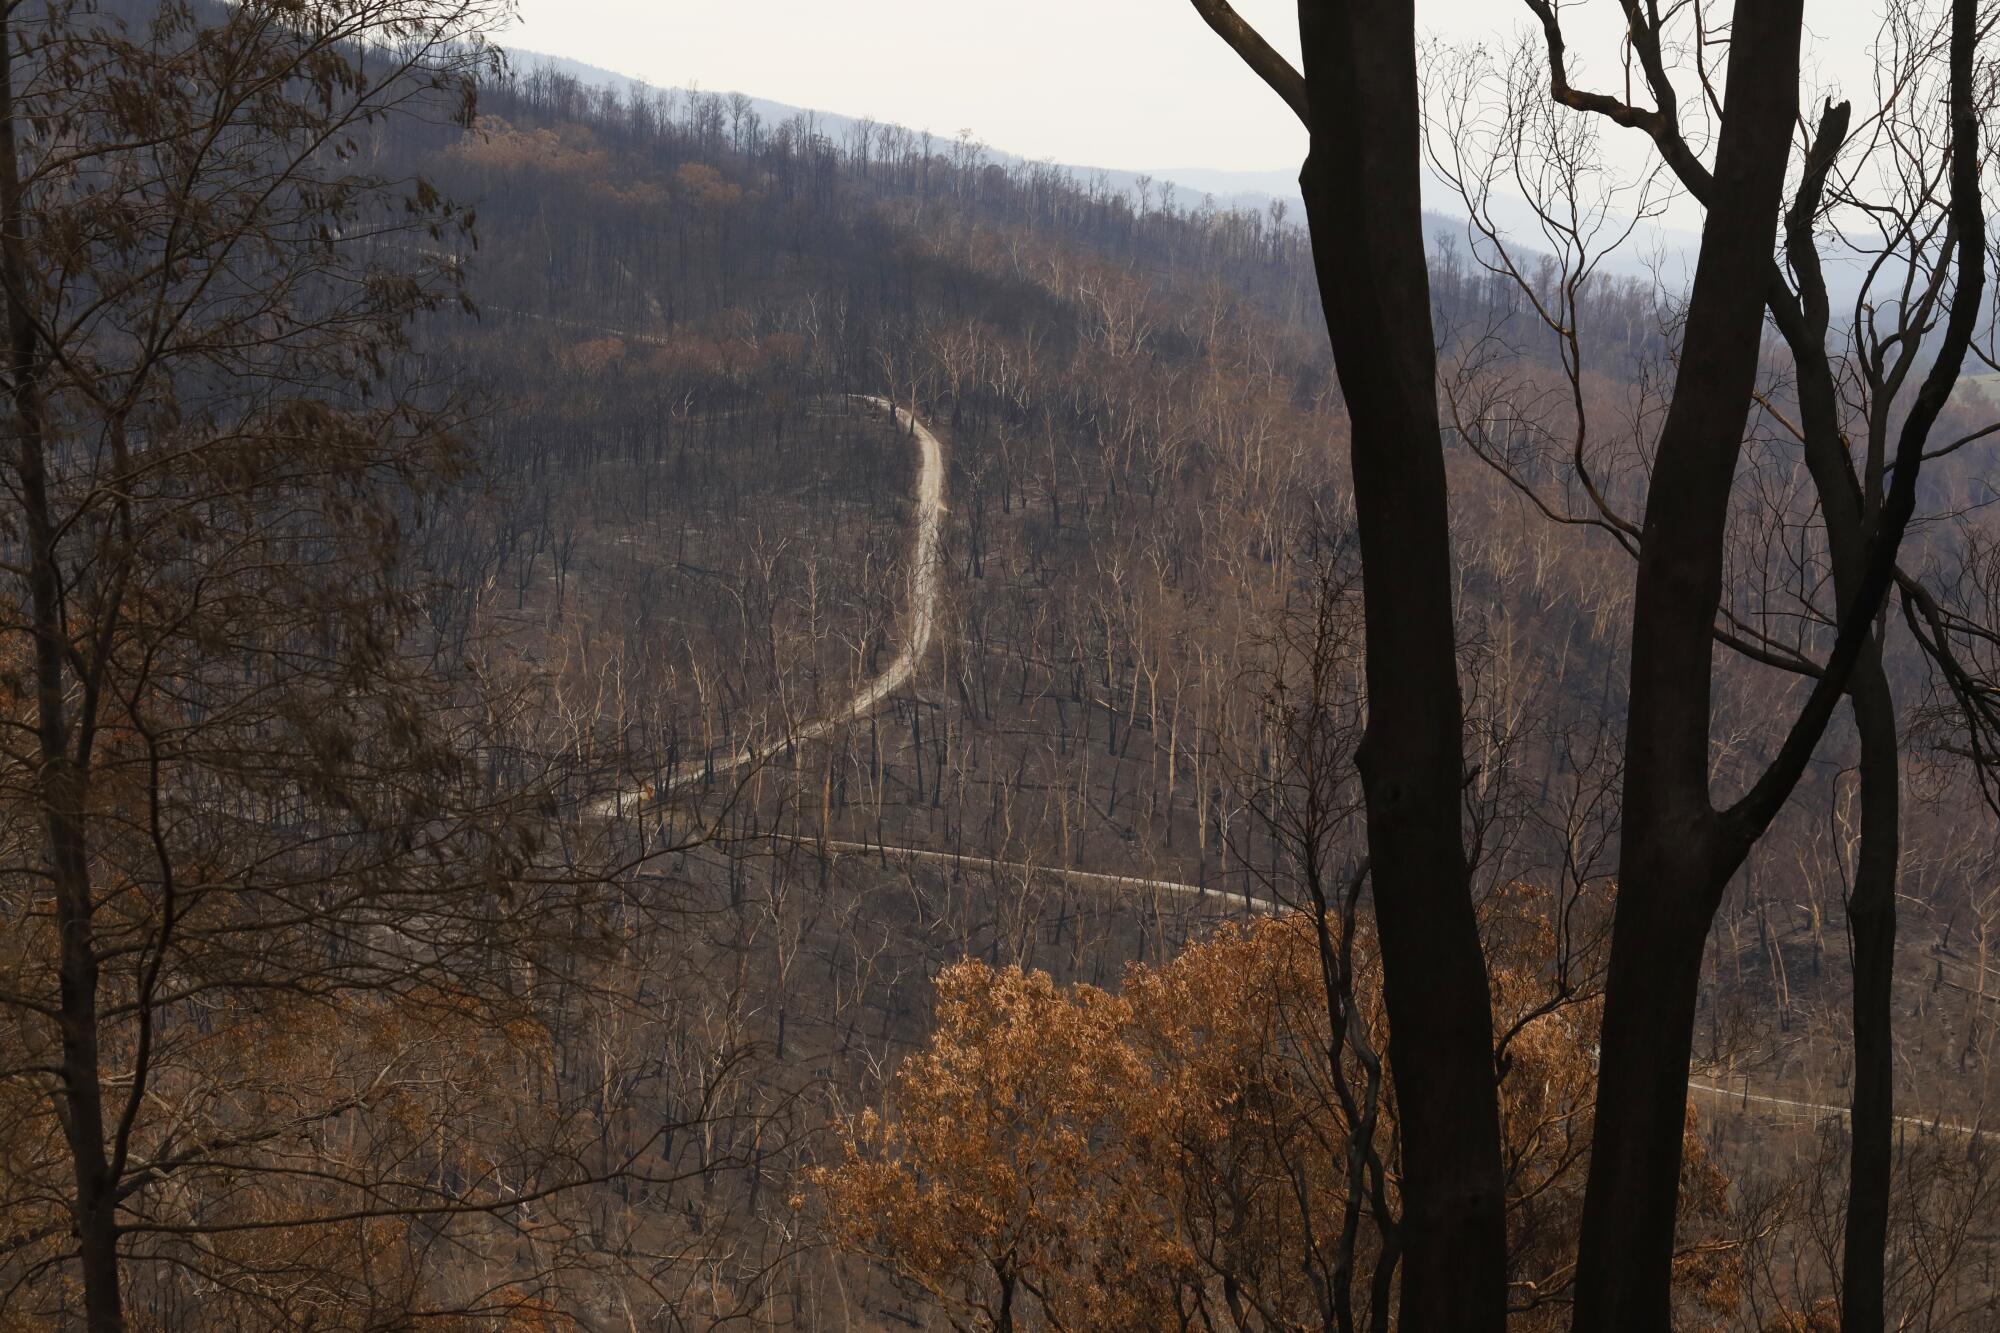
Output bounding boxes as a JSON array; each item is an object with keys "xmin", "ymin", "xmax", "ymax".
[
  {"xmin": 1574, "ymin": 0, "xmax": 1987, "ymax": 1320},
  {"xmin": 1736, "ymin": 1, "xmax": 1984, "ymax": 1313},
  {"xmin": 1295, "ymin": 3, "xmax": 1506, "ymax": 1326},
  {"xmin": 1571, "ymin": 0, "xmax": 1806, "ymax": 1324},
  {"xmin": 1771, "ymin": 94, "xmax": 1899, "ymax": 1333},
  {"xmin": 1842, "ymin": 656, "xmax": 1899, "ymax": 1332},
  {"xmin": 1186, "ymin": 5, "xmax": 1508, "ymax": 1324}
]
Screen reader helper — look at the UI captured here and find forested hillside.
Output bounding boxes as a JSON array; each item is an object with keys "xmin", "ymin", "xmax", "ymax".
[
  {"xmin": 413, "ymin": 61, "xmax": 1999, "ymax": 1327},
  {"xmin": 3, "ymin": 4, "xmax": 1998, "ymax": 1329}
]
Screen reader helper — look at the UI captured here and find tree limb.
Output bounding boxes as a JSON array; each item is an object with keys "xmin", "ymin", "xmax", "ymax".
[{"xmin": 1189, "ymin": 0, "xmax": 1309, "ymax": 126}]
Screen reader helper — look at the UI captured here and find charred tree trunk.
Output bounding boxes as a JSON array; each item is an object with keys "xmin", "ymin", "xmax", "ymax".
[
  {"xmin": 1771, "ymin": 94, "xmax": 1900, "ymax": 1333},
  {"xmin": 1295, "ymin": 4, "xmax": 1506, "ymax": 1325},
  {"xmin": 1842, "ymin": 650, "xmax": 1898, "ymax": 1333},
  {"xmin": 1572, "ymin": 1, "xmax": 1805, "ymax": 1324}
]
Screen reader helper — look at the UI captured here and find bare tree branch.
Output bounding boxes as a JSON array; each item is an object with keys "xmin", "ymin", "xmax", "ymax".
[{"xmin": 1188, "ymin": 0, "xmax": 1309, "ymax": 125}]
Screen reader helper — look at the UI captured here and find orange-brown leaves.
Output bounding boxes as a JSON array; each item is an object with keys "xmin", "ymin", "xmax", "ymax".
[
  {"xmin": 813, "ymin": 908, "xmax": 1742, "ymax": 1329},
  {"xmin": 674, "ymin": 163, "xmax": 744, "ymax": 210},
  {"xmin": 811, "ymin": 916, "xmax": 1373, "ymax": 1328},
  {"xmin": 452, "ymin": 117, "xmax": 611, "ymax": 180}
]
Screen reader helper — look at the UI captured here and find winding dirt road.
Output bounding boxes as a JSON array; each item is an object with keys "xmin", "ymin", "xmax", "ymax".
[
  {"xmin": 525, "ymin": 308, "xmax": 1971, "ymax": 1142},
  {"xmin": 785, "ymin": 843, "xmax": 1986, "ymax": 1136},
  {"xmin": 595, "ymin": 394, "xmax": 943, "ymax": 816}
]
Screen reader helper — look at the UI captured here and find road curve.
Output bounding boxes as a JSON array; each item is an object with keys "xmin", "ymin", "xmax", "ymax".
[
  {"xmin": 597, "ymin": 394, "xmax": 943, "ymax": 816},
  {"xmin": 506, "ymin": 308, "xmax": 1984, "ymax": 1147},
  {"xmin": 793, "ymin": 836, "xmax": 1988, "ymax": 1135}
]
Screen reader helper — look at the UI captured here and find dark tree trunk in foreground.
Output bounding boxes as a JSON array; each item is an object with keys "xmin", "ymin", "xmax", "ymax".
[
  {"xmin": 1567, "ymin": 0, "xmax": 1984, "ymax": 1321},
  {"xmin": 1190, "ymin": 1, "xmax": 1508, "ymax": 1325},
  {"xmin": 1295, "ymin": 7, "xmax": 1506, "ymax": 1328},
  {"xmin": 1842, "ymin": 657, "xmax": 1899, "ymax": 1331},
  {"xmin": 1570, "ymin": 0, "xmax": 1806, "ymax": 1324}
]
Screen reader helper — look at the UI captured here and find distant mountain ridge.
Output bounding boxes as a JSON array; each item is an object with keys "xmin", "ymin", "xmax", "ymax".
[
  {"xmin": 502, "ymin": 48, "xmax": 1309, "ymax": 220},
  {"xmin": 500, "ymin": 45, "xmax": 1719, "ymax": 288}
]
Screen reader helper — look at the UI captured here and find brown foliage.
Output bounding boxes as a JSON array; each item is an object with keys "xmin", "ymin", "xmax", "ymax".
[{"xmin": 811, "ymin": 905, "xmax": 1740, "ymax": 1330}]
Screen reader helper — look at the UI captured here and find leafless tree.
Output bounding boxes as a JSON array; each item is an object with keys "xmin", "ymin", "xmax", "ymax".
[
  {"xmin": 1424, "ymin": 0, "xmax": 1988, "ymax": 1324},
  {"xmin": 1186, "ymin": 3, "xmax": 1508, "ymax": 1322}
]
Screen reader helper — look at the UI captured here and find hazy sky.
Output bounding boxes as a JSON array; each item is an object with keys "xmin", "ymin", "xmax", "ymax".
[{"xmin": 506, "ymin": 1, "xmax": 1883, "ymax": 181}]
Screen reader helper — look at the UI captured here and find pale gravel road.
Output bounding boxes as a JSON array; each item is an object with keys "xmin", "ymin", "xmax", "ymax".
[
  {"xmin": 594, "ymin": 394, "xmax": 942, "ymax": 817},
  {"xmin": 517, "ymin": 308, "xmax": 1973, "ymax": 1138},
  {"xmin": 767, "ymin": 835, "xmax": 1269, "ymax": 915},
  {"xmin": 1685, "ymin": 1078, "xmax": 1988, "ymax": 1138}
]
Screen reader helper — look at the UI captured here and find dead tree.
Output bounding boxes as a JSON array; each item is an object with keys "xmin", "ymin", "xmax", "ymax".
[
  {"xmin": 1505, "ymin": 0, "xmax": 1987, "ymax": 1325},
  {"xmin": 1189, "ymin": 2, "xmax": 1507, "ymax": 1325}
]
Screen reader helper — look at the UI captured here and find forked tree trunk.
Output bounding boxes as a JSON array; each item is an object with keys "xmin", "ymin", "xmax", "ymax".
[
  {"xmin": 1771, "ymin": 93, "xmax": 1902, "ymax": 1333},
  {"xmin": 1572, "ymin": 0, "xmax": 1806, "ymax": 1324}
]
